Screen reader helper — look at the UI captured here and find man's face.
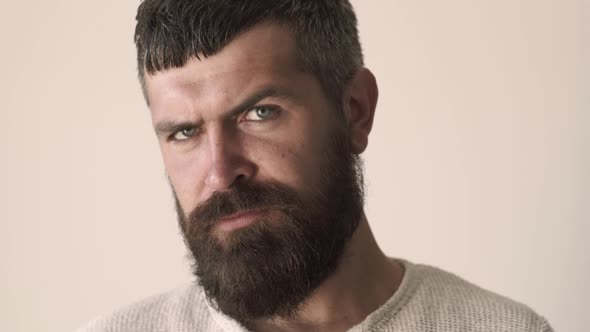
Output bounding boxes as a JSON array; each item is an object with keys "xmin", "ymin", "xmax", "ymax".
[{"xmin": 145, "ymin": 23, "xmax": 364, "ymax": 322}]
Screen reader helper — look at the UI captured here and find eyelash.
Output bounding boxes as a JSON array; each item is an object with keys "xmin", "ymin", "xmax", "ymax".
[
  {"xmin": 168, "ymin": 126, "xmax": 197, "ymax": 142},
  {"xmin": 241, "ymin": 105, "xmax": 280, "ymax": 122},
  {"xmin": 167, "ymin": 105, "xmax": 280, "ymax": 143}
]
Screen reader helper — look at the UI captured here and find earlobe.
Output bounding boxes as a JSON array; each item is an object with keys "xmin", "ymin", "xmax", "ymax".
[{"xmin": 344, "ymin": 68, "xmax": 379, "ymax": 154}]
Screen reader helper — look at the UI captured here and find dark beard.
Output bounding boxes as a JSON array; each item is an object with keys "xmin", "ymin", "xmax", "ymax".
[{"xmin": 175, "ymin": 126, "xmax": 364, "ymax": 324}]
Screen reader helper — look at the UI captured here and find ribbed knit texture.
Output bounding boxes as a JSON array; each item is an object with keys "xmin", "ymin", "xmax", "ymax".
[{"xmin": 77, "ymin": 260, "xmax": 553, "ymax": 332}]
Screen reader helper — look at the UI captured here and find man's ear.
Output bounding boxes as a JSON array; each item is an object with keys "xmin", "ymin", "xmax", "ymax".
[{"xmin": 342, "ymin": 68, "xmax": 379, "ymax": 154}]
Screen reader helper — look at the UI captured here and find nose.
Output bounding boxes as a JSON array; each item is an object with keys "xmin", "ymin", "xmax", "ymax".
[{"xmin": 204, "ymin": 126, "xmax": 255, "ymax": 191}]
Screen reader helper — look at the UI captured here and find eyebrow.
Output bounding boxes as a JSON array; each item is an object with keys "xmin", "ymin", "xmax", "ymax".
[
  {"xmin": 227, "ymin": 86, "xmax": 292, "ymax": 119},
  {"xmin": 154, "ymin": 120, "xmax": 203, "ymax": 137},
  {"xmin": 153, "ymin": 86, "xmax": 294, "ymax": 137}
]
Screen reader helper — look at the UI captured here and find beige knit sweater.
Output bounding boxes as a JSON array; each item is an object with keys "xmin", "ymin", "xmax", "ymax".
[{"xmin": 78, "ymin": 260, "xmax": 553, "ymax": 332}]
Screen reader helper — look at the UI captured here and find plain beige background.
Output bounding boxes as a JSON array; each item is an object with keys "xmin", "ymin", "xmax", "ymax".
[{"xmin": 1, "ymin": 1, "xmax": 588, "ymax": 331}]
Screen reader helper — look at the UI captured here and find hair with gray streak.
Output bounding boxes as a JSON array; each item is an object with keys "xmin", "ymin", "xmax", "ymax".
[{"xmin": 134, "ymin": 0, "xmax": 363, "ymax": 105}]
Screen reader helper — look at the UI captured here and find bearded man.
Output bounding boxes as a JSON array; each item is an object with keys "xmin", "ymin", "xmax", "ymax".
[{"xmin": 79, "ymin": 1, "xmax": 553, "ymax": 331}]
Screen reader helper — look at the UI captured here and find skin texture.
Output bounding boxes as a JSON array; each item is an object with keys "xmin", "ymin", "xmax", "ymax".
[
  {"xmin": 145, "ymin": 23, "xmax": 403, "ymax": 332},
  {"xmin": 147, "ymin": 24, "xmax": 337, "ymax": 212}
]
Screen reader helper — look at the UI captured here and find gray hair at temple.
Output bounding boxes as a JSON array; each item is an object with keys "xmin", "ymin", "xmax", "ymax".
[{"xmin": 133, "ymin": 0, "xmax": 364, "ymax": 107}]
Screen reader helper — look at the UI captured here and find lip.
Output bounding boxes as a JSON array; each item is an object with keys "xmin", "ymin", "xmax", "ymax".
[{"xmin": 216, "ymin": 209, "xmax": 267, "ymax": 232}]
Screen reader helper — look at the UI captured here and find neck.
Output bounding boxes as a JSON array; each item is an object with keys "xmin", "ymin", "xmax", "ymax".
[{"xmin": 247, "ymin": 214, "xmax": 404, "ymax": 332}]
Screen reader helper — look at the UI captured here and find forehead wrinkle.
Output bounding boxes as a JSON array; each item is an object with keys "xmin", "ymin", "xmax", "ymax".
[{"xmin": 151, "ymin": 77, "xmax": 302, "ymax": 136}]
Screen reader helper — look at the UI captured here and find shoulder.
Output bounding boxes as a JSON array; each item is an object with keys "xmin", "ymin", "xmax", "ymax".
[
  {"xmin": 393, "ymin": 260, "xmax": 553, "ymax": 332},
  {"xmin": 76, "ymin": 283, "xmax": 216, "ymax": 332}
]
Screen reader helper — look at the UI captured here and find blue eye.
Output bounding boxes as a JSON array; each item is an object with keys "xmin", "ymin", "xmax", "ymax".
[
  {"xmin": 244, "ymin": 106, "xmax": 277, "ymax": 121},
  {"xmin": 172, "ymin": 127, "xmax": 197, "ymax": 141}
]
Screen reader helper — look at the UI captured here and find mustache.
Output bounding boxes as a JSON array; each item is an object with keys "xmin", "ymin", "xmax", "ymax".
[{"xmin": 186, "ymin": 182, "xmax": 301, "ymax": 231}]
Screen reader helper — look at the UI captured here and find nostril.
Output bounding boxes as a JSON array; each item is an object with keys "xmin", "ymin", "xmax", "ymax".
[{"xmin": 234, "ymin": 174, "xmax": 247, "ymax": 184}]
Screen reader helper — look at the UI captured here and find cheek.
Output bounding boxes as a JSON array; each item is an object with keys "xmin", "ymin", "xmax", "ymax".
[
  {"xmin": 161, "ymin": 147, "xmax": 207, "ymax": 211},
  {"xmin": 246, "ymin": 132, "xmax": 323, "ymax": 191}
]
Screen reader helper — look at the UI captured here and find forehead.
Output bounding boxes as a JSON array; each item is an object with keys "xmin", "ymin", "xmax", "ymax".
[{"xmin": 144, "ymin": 23, "xmax": 302, "ymax": 110}]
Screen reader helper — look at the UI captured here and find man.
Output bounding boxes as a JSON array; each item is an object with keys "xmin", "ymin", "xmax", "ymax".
[{"xmin": 80, "ymin": 1, "xmax": 553, "ymax": 331}]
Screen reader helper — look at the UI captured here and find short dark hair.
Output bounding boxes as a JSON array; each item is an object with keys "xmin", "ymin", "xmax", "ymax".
[{"xmin": 134, "ymin": 0, "xmax": 364, "ymax": 105}]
